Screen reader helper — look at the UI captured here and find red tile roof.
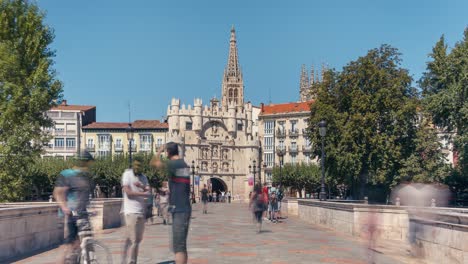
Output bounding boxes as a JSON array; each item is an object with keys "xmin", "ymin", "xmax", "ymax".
[
  {"xmin": 83, "ymin": 122, "xmax": 129, "ymax": 129},
  {"xmin": 260, "ymin": 100, "xmax": 314, "ymax": 115},
  {"xmin": 133, "ymin": 120, "xmax": 168, "ymax": 129},
  {"xmin": 50, "ymin": 105, "xmax": 96, "ymax": 112},
  {"xmin": 83, "ymin": 120, "xmax": 168, "ymax": 130}
]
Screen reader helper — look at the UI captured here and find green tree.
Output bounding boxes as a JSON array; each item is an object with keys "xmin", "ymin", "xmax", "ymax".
[
  {"xmin": 272, "ymin": 163, "xmax": 321, "ymax": 198},
  {"xmin": 308, "ymin": 45, "xmax": 446, "ymax": 201},
  {"xmin": 0, "ymin": 0, "xmax": 62, "ymax": 201},
  {"xmin": 420, "ymin": 28, "xmax": 468, "ymax": 199}
]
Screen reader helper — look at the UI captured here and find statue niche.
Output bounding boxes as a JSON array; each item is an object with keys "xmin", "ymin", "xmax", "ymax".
[{"xmin": 201, "ymin": 121, "xmax": 227, "ymax": 141}]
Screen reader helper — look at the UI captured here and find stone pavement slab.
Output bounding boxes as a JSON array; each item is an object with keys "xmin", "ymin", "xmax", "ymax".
[{"xmin": 12, "ymin": 202, "xmax": 423, "ymax": 264}]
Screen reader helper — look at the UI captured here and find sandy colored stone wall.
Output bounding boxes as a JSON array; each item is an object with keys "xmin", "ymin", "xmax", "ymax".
[
  {"xmin": 0, "ymin": 199, "xmax": 123, "ymax": 262},
  {"xmin": 296, "ymin": 200, "xmax": 468, "ymax": 264},
  {"xmin": 0, "ymin": 205, "xmax": 62, "ymax": 261}
]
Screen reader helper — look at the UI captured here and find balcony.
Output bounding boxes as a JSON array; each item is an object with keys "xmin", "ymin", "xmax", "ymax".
[
  {"xmin": 276, "ymin": 128, "xmax": 286, "ymax": 138},
  {"xmin": 86, "ymin": 145, "xmax": 95, "ymax": 152},
  {"xmin": 114, "ymin": 144, "xmax": 123, "ymax": 152},
  {"xmin": 289, "ymin": 129, "xmax": 299, "ymax": 137},
  {"xmin": 276, "ymin": 146, "xmax": 286, "ymax": 155},
  {"xmin": 139, "ymin": 143, "xmax": 152, "ymax": 152},
  {"xmin": 97, "ymin": 143, "xmax": 111, "ymax": 152},
  {"xmin": 289, "ymin": 145, "xmax": 299, "ymax": 153},
  {"xmin": 302, "ymin": 145, "xmax": 312, "ymax": 153}
]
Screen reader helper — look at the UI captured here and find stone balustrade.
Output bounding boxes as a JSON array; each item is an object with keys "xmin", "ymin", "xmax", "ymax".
[
  {"xmin": 0, "ymin": 198, "xmax": 123, "ymax": 262},
  {"xmin": 285, "ymin": 199, "xmax": 468, "ymax": 264}
]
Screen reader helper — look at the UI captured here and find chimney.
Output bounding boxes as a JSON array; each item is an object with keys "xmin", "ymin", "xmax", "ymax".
[
  {"xmin": 260, "ymin": 103, "xmax": 264, "ymax": 112},
  {"xmin": 61, "ymin": 100, "xmax": 68, "ymax": 106}
]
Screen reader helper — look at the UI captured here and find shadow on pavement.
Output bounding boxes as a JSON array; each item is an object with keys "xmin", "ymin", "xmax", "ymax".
[{"xmin": 156, "ymin": 261, "xmax": 175, "ymax": 264}]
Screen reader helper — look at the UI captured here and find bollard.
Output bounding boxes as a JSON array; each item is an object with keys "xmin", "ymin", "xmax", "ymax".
[
  {"xmin": 364, "ymin": 196, "xmax": 368, "ymax": 204},
  {"xmin": 396, "ymin": 197, "xmax": 401, "ymax": 206},
  {"xmin": 431, "ymin": 198, "xmax": 436, "ymax": 207},
  {"xmin": 49, "ymin": 195, "xmax": 53, "ymax": 203}
]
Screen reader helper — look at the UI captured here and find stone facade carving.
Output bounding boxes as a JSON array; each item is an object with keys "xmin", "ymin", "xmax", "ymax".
[{"xmin": 166, "ymin": 27, "xmax": 261, "ymax": 200}]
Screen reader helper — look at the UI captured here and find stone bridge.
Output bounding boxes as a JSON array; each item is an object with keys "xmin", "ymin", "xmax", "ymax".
[{"xmin": 1, "ymin": 199, "xmax": 467, "ymax": 263}]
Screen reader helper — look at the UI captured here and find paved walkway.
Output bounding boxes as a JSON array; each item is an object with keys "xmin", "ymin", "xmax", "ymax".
[{"xmin": 14, "ymin": 202, "xmax": 422, "ymax": 264}]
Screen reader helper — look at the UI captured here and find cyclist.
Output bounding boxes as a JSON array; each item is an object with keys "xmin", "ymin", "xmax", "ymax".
[{"xmin": 53, "ymin": 150, "xmax": 94, "ymax": 263}]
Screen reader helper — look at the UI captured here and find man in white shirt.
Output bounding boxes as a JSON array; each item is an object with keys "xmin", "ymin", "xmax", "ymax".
[{"xmin": 121, "ymin": 156, "xmax": 150, "ymax": 264}]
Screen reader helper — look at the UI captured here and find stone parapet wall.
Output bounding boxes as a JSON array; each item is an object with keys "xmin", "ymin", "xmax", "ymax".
[
  {"xmin": 0, "ymin": 205, "xmax": 62, "ymax": 261},
  {"xmin": 296, "ymin": 199, "xmax": 468, "ymax": 264},
  {"xmin": 0, "ymin": 199, "xmax": 123, "ymax": 262}
]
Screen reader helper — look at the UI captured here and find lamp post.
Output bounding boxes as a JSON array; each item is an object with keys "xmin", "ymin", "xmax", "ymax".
[
  {"xmin": 249, "ymin": 160, "xmax": 257, "ymax": 188},
  {"xmin": 126, "ymin": 123, "xmax": 134, "ymax": 168},
  {"xmin": 319, "ymin": 120, "xmax": 327, "ymax": 201},
  {"xmin": 191, "ymin": 161, "xmax": 199, "ymax": 204},
  {"xmin": 276, "ymin": 148, "xmax": 285, "ymax": 186}
]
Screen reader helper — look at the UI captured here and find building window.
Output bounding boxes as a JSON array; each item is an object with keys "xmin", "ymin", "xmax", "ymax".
[
  {"xmin": 264, "ymin": 137, "xmax": 274, "ymax": 151},
  {"xmin": 278, "ymin": 121, "xmax": 285, "ymax": 131},
  {"xmin": 115, "ymin": 138, "xmax": 123, "ymax": 149},
  {"xmin": 237, "ymin": 122, "xmax": 243, "ymax": 131},
  {"xmin": 98, "ymin": 135, "xmax": 111, "ymax": 150},
  {"xmin": 264, "ymin": 120, "xmax": 274, "ymax": 135},
  {"xmin": 140, "ymin": 134, "xmax": 152, "ymax": 151},
  {"xmin": 66, "ymin": 138, "xmax": 75, "ymax": 148},
  {"xmin": 267, "ymin": 172, "xmax": 273, "ymax": 183},
  {"xmin": 279, "ymin": 139, "xmax": 285, "ymax": 148},
  {"xmin": 291, "ymin": 141, "xmax": 297, "ymax": 151},
  {"xmin": 290, "ymin": 120, "xmax": 298, "ymax": 131},
  {"xmin": 55, "ymin": 138, "xmax": 64, "ymax": 148},
  {"xmin": 291, "ymin": 153, "xmax": 297, "ymax": 164},
  {"xmin": 156, "ymin": 138, "xmax": 163, "ymax": 147},
  {"xmin": 87, "ymin": 138, "xmax": 94, "ymax": 147},
  {"xmin": 304, "ymin": 154, "xmax": 311, "ymax": 164},
  {"xmin": 186, "ymin": 122, "xmax": 193, "ymax": 130},
  {"xmin": 265, "ymin": 152, "xmax": 274, "ymax": 168}
]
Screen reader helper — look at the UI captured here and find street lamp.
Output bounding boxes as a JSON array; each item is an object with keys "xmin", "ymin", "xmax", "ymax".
[
  {"xmin": 191, "ymin": 161, "xmax": 199, "ymax": 204},
  {"xmin": 319, "ymin": 120, "xmax": 327, "ymax": 201},
  {"xmin": 276, "ymin": 148, "xmax": 285, "ymax": 186},
  {"xmin": 249, "ymin": 160, "xmax": 257, "ymax": 188},
  {"xmin": 126, "ymin": 123, "xmax": 134, "ymax": 168}
]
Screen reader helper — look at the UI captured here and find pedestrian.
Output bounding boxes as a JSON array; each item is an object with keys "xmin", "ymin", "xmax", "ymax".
[
  {"xmin": 159, "ymin": 181, "xmax": 170, "ymax": 225},
  {"xmin": 53, "ymin": 151, "xmax": 94, "ymax": 263},
  {"xmin": 121, "ymin": 155, "xmax": 150, "ymax": 264},
  {"xmin": 277, "ymin": 185, "xmax": 284, "ymax": 219},
  {"xmin": 152, "ymin": 142, "xmax": 192, "ymax": 264},
  {"xmin": 227, "ymin": 191, "xmax": 232, "ymax": 203},
  {"xmin": 221, "ymin": 191, "xmax": 225, "ymax": 203},
  {"xmin": 249, "ymin": 184, "xmax": 266, "ymax": 233},
  {"xmin": 213, "ymin": 192, "xmax": 217, "ymax": 203},
  {"xmin": 208, "ymin": 193, "xmax": 213, "ymax": 203},
  {"xmin": 201, "ymin": 184, "xmax": 209, "ymax": 214},
  {"xmin": 270, "ymin": 192, "xmax": 279, "ymax": 223},
  {"xmin": 146, "ymin": 187, "xmax": 155, "ymax": 224},
  {"xmin": 155, "ymin": 192, "xmax": 161, "ymax": 217},
  {"xmin": 262, "ymin": 183, "xmax": 269, "ymax": 221}
]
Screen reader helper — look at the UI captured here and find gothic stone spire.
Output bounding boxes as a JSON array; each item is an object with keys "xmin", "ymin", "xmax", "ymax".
[
  {"xmin": 222, "ymin": 26, "xmax": 244, "ymax": 107},
  {"xmin": 299, "ymin": 64, "xmax": 310, "ymax": 102}
]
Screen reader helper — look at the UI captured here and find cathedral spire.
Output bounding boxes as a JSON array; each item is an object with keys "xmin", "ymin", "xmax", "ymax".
[
  {"xmin": 225, "ymin": 26, "xmax": 242, "ymax": 80},
  {"xmin": 310, "ymin": 64, "xmax": 315, "ymax": 84},
  {"xmin": 299, "ymin": 64, "xmax": 310, "ymax": 102},
  {"xmin": 222, "ymin": 26, "xmax": 244, "ymax": 107}
]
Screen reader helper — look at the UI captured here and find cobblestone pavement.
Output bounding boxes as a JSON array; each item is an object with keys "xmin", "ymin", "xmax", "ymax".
[{"xmin": 14, "ymin": 202, "xmax": 422, "ymax": 264}]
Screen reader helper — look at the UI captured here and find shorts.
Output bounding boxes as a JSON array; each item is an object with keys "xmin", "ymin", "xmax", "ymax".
[
  {"xmin": 146, "ymin": 204, "xmax": 153, "ymax": 219},
  {"xmin": 172, "ymin": 212, "xmax": 191, "ymax": 253},
  {"xmin": 202, "ymin": 198, "xmax": 208, "ymax": 204},
  {"xmin": 64, "ymin": 214, "xmax": 92, "ymax": 244}
]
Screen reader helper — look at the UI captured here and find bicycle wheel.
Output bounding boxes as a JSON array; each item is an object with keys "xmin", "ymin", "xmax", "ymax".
[{"xmin": 84, "ymin": 239, "xmax": 113, "ymax": 264}]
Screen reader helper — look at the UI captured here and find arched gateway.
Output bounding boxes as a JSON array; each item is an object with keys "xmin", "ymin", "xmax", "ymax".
[{"xmin": 209, "ymin": 177, "xmax": 227, "ymax": 193}]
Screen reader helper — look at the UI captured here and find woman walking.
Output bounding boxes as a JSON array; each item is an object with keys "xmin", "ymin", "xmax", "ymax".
[{"xmin": 249, "ymin": 184, "xmax": 266, "ymax": 233}]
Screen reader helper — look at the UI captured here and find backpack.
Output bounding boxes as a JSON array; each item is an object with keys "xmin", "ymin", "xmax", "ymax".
[
  {"xmin": 277, "ymin": 189, "xmax": 284, "ymax": 201},
  {"xmin": 254, "ymin": 194, "xmax": 266, "ymax": 212}
]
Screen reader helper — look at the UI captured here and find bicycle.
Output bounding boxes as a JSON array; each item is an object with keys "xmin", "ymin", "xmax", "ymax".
[{"xmin": 70, "ymin": 211, "xmax": 113, "ymax": 264}]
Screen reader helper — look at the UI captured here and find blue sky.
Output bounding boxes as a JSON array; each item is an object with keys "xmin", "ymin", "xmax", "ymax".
[{"xmin": 39, "ymin": 0, "xmax": 467, "ymax": 122}]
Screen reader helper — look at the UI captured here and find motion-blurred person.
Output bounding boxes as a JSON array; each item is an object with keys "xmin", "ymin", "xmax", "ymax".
[
  {"xmin": 262, "ymin": 183, "xmax": 269, "ymax": 221},
  {"xmin": 277, "ymin": 185, "xmax": 284, "ymax": 219},
  {"xmin": 227, "ymin": 191, "xmax": 232, "ymax": 203},
  {"xmin": 270, "ymin": 192, "xmax": 279, "ymax": 223},
  {"xmin": 53, "ymin": 151, "xmax": 94, "ymax": 263},
  {"xmin": 249, "ymin": 184, "xmax": 267, "ymax": 233},
  {"xmin": 121, "ymin": 156, "xmax": 150, "ymax": 264},
  {"xmin": 146, "ymin": 187, "xmax": 155, "ymax": 224},
  {"xmin": 201, "ymin": 184, "xmax": 209, "ymax": 214},
  {"xmin": 152, "ymin": 142, "xmax": 192, "ymax": 264},
  {"xmin": 159, "ymin": 181, "xmax": 170, "ymax": 224}
]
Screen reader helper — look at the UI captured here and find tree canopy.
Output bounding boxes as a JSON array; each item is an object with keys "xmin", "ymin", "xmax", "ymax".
[
  {"xmin": 0, "ymin": 0, "xmax": 62, "ymax": 201},
  {"xmin": 307, "ymin": 45, "xmax": 449, "ymax": 200}
]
